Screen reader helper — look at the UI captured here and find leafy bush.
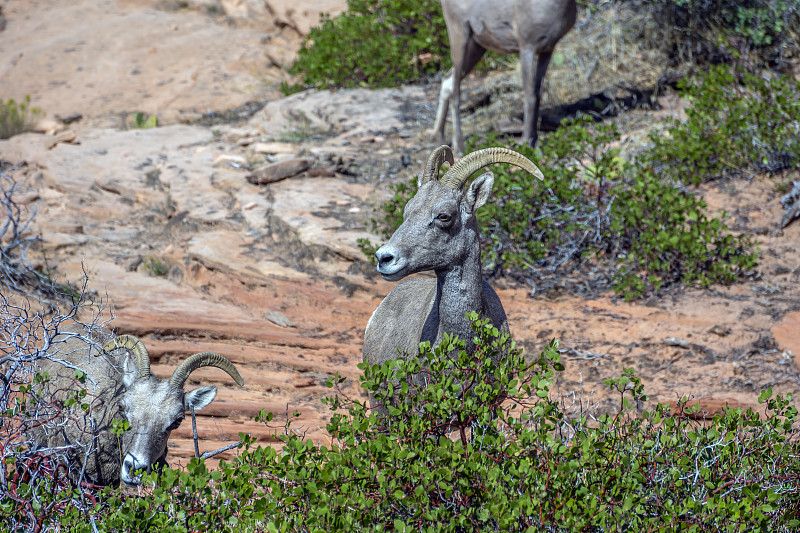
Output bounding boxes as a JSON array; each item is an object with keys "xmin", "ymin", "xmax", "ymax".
[
  {"xmin": 648, "ymin": 65, "xmax": 800, "ymax": 184},
  {"xmin": 37, "ymin": 314, "xmax": 800, "ymax": 531},
  {"xmin": 287, "ymin": 0, "xmax": 519, "ymax": 91},
  {"xmin": 637, "ymin": 0, "xmax": 800, "ymax": 67},
  {"xmin": 0, "ymin": 96, "xmax": 42, "ymax": 139},
  {"xmin": 609, "ymin": 168, "xmax": 756, "ymax": 296},
  {"xmin": 288, "ymin": 0, "xmax": 451, "ymax": 91},
  {"xmin": 359, "ymin": 113, "xmax": 756, "ymax": 300}
]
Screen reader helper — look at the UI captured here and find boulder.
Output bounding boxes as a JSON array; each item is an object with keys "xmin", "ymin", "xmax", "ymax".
[{"xmin": 248, "ymin": 86, "xmax": 428, "ymax": 142}]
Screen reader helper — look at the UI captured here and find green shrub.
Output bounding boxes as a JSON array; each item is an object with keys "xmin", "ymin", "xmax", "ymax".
[
  {"xmin": 609, "ymin": 167, "xmax": 756, "ymax": 297},
  {"xmin": 0, "ymin": 96, "xmax": 43, "ymax": 139},
  {"xmin": 360, "ymin": 114, "xmax": 756, "ymax": 300},
  {"xmin": 288, "ymin": 0, "xmax": 450, "ymax": 91},
  {"xmin": 648, "ymin": 65, "xmax": 800, "ymax": 184},
  {"xmin": 288, "ymin": 0, "xmax": 518, "ymax": 91},
  {"xmin": 47, "ymin": 314, "xmax": 800, "ymax": 531},
  {"xmin": 483, "ymin": 123, "xmax": 756, "ymax": 299}
]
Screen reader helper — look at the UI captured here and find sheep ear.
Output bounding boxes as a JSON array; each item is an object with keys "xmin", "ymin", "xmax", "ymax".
[
  {"xmin": 464, "ymin": 171, "xmax": 494, "ymax": 214},
  {"xmin": 121, "ymin": 355, "xmax": 137, "ymax": 388},
  {"xmin": 184, "ymin": 385, "xmax": 217, "ymax": 412}
]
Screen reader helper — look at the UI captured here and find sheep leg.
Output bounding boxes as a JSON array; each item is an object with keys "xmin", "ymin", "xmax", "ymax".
[
  {"xmin": 433, "ymin": 69, "xmax": 455, "ymax": 145},
  {"xmin": 522, "ymin": 48, "xmax": 552, "ymax": 147},
  {"xmin": 450, "ymin": 38, "xmax": 487, "ymax": 154}
]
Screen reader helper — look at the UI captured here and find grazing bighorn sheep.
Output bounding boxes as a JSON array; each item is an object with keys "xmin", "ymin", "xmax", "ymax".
[
  {"xmin": 29, "ymin": 323, "xmax": 244, "ymax": 486},
  {"xmin": 433, "ymin": 0, "xmax": 577, "ymax": 153},
  {"xmin": 363, "ymin": 146, "xmax": 542, "ymax": 411}
]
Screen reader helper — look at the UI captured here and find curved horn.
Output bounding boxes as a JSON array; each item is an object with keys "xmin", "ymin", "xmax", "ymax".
[
  {"xmin": 419, "ymin": 145, "xmax": 455, "ymax": 185},
  {"xmin": 168, "ymin": 352, "xmax": 245, "ymax": 389},
  {"xmin": 439, "ymin": 147, "xmax": 544, "ymax": 189},
  {"xmin": 103, "ymin": 335, "xmax": 151, "ymax": 380}
]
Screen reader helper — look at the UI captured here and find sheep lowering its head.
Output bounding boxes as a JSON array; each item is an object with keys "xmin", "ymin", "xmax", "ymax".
[{"xmin": 28, "ymin": 322, "xmax": 244, "ymax": 486}]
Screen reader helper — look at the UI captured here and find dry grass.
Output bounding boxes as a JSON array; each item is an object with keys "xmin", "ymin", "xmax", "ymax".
[{"xmin": 546, "ymin": 4, "xmax": 668, "ymax": 104}]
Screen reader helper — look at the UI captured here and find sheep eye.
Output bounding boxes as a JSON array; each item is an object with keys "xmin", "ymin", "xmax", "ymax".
[
  {"xmin": 436, "ymin": 214, "xmax": 451, "ymax": 223},
  {"xmin": 168, "ymin": 418, "xmax": 184, "ymax": 431}
]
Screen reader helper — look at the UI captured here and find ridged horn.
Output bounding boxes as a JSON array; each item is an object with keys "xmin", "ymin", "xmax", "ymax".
[
  {"xmin": 439, "ymin": 147, "xmax": 544, "ymax": 189},
  {"xmin": 103, "ymin": 335, "xmax": 151, "ymax": 380},
  {"xmin": 168, "ymin": 352, "xmax": 245, "ymax": 389},
  {"xmin": 419, "ymin": 145, "xmax": 454, "ymax": 185}
]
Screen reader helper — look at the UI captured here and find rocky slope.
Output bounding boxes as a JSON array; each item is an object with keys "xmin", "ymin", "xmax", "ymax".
[{"xmin": 1, "ymin": 0, "xmax": 799, "ymax": 473}]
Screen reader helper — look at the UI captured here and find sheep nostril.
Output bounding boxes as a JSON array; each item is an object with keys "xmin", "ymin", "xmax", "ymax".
[{"xmin": 376, "ymin": 252, "xmax": 394, "ymax": 267}]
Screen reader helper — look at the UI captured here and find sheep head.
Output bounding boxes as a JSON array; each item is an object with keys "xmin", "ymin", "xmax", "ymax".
[
  {"xmin": 375, "ymin": 146, "xmax": 543, "ymax": 280},
  {"xmin": 104, "ymin": 336, "xmax": 244, "ymax": 485}
]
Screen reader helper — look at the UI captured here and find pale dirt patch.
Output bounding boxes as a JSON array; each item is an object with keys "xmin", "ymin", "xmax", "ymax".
[{"xmin": 0, "ymin": 0, "xmax": 345, "ymax": 128}]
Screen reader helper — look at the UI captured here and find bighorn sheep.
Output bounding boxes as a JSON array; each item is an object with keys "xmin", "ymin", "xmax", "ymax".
[
  {"xmin": 433, "ymin": 0, "xmax": 577, "ymax": 153},
  {"xmin": 362, "ymin": 146, "xmax": 542, "ymax": 411},
  {"xmin": 28, "ymin": 323, "xmax": 244, "ymax": 486}
]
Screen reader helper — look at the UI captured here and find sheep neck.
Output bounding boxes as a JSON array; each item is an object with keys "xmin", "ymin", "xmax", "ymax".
[{"xmin": 433, "ymin": 230, "xmax": 484, "ymax": 351}]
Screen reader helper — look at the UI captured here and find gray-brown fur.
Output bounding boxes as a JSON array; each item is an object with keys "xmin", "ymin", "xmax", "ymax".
[
  {"xmin": 28, "ymin": 322, "xmax": 243, "ymax": 486},
  {"xmin": 362, "ymin": 147, "xmax": 542, "ymax": 413},
  {"xmin": 433, "ymin": 0, "xmax": 577, "ymax": 152}
]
